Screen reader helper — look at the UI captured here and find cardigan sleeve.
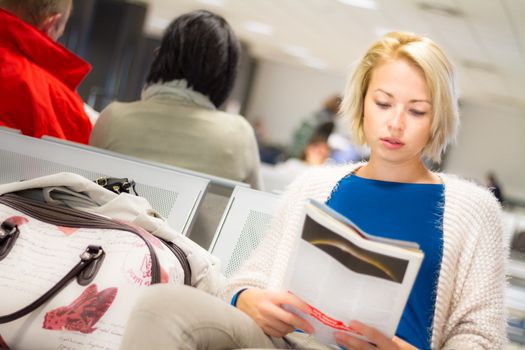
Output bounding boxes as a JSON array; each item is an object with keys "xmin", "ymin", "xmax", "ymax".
[
  {"xmin": 217, "ymin": 164, "xmax": 360, "ymax": 301},
  {"xmin": 218, "ymin": 171, "xmax": 311, "ymax": 302},
  {"xmin": 438, "ymin": 185, "xmax": 508, "ymax": 349}
]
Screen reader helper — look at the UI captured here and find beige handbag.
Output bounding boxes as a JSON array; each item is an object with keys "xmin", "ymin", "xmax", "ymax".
[{"xmin": 0, "ymin": 173, "xmax": 223, "ymax": 350}]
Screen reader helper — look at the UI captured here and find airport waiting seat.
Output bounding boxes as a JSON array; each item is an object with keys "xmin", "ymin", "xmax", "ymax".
[
  {"xmin": 0, "ymin": 128, "xmax": 209, "ymax": 236},
  {"xmin": 39, "ymin": 134, "xmax": 249, "ymax": 249},
  {"xmin": 209, "ymin": 186, "xmax": 280, "ymax": 277}
]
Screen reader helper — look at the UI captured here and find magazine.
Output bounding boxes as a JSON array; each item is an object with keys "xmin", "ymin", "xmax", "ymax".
[{"xmin": 282, "ymin": 199, "xmax": 424, "ymax": 345}]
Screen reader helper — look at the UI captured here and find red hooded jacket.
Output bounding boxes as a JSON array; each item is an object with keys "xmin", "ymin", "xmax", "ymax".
[{"xmin": 0, "ymin": 8, "xmax": 92, "ymax": 143}]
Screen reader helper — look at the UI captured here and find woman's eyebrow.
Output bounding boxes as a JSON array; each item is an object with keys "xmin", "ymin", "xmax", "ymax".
[
  {"xmin": 375, "ymin": 88, "xmax": 393, "ymax": 97},
  {"xmin": 409, "ymin": 99, "xmax": 432, "ymax": 105},
  {"xmin": 375, "ymin": 89, "xmax": 432, "ymax": 105}
]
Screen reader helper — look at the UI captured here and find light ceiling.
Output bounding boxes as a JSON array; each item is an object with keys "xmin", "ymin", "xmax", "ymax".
[{"xmin": 143, "ymin": 0, "xmax": 525, "ymax": 111}]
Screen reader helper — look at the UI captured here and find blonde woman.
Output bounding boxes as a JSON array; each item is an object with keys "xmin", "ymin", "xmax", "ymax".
[{"xmin": 120, "ymin": 32, "xmax": 507, "ymax": 350}]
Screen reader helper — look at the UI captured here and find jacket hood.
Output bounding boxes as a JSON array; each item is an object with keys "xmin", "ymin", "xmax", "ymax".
[{"xmin": 0, "ymin": 8, "xmax": 91, "ymax": 91}]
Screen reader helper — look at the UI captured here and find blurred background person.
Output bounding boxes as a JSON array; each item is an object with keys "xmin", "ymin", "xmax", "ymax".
[
  {"xmin": 90, "ymin": 10, "xmax": 262, "ymax": 189},
  {"xmin": 261, "ymin": 130, "xmax": 332, "ymax": 193},
  {"xmin": 0, "ymin": 0, "xmax": 92, "ymax": 143},
  {"xmin": 328, "ymin": 118, "xmax": 370, "ymax": 164},
  {"xmin": 253, "ymin": 118, "xmax": 286, "ymax": 165},
  {"xmin": 301, "ymin": 132, "xmax": 331, "ymax": 166},
  {"xmin": 289, "ymin": 94, "xmax": 367, "ymax": 164},
  {"xmin": 288, "ymin": 94, "xmax": 341, "ymax": 159},
  {"xmin": 486, "ymin": 171, "xmax": 505, "ymax": 205}
]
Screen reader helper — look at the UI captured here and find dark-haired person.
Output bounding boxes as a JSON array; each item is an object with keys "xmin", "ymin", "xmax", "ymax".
[
  {"xmin": 90, "ymin": 10, "xmax": 262, "ymax": 188},
  {"xmin": 0, "ymin": 0, "xmax": 92, "ymax": 143}
]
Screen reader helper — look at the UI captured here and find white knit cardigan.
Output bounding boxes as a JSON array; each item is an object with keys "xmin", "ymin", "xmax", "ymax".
[{"xmin": 221, "ymin": 163, "xmax": 507, "ymax": 349}]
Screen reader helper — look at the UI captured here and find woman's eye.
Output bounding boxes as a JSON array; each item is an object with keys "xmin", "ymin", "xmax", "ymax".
[
  {"xmin": 410, "ymin": 109, "xmax": 427, "ymax": 116},
  {"xmin": 376, "ymin": 102, "xmax": 390, "ymax": 109}
]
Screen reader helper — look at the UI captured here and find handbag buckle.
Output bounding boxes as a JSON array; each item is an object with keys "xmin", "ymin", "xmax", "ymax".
[
  {"xmin": 78, "ymin": 245, "xmax": 106, "ymax": 286},
  {"xmin": 0, "ymin": 220, "xmax": 20, "ymax": 261}
]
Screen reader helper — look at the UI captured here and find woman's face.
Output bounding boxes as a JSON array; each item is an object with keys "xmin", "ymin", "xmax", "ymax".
[{"xmin": 363, "ymin": 59, "xmax": 433, "ymax": 166}]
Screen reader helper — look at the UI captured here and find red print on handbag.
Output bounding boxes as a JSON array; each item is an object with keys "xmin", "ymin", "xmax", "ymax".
[
  {"xmin": 4, "ymin": 216, "xmax": 28, "ymax": 227},
  {"xmin": 0, "ymin": 334, "xmax": 10, "ymax": 349},
  {"xmin": 42, "ymin": 284, "xmax": 117, "ymax": 333}
]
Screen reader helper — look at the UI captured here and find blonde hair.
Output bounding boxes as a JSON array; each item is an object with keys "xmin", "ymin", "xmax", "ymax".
[{"xmin": 340, "ymin": 31, "xmax": 459, "ymax": 163}]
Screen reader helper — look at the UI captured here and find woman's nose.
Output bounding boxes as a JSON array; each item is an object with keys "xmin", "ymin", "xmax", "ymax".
[{"xmin": 388, "ymin": 106, "xmax": 405, "ymax": 131}]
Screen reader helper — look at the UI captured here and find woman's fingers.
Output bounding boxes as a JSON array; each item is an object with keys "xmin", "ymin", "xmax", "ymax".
[
  {"xmin": 335, "ymin": 331, "xmax": 378, "ymax": 349},
  {"xmin": 261, "ymin": 318, "xmax": 295, "ymax": 338},
  {"xmin": 335, "ymin": 321, "xmax": 403, "ymax": 350},
  {"xmin": 348, "ymin": 321, "xmax": 396, "ymax": 349},
  {"xmin": 236, "ymin": 288, "xmax": 313, "ymax": 337},
  {"xmin": 264, "ymin": 297, "xmax": 313, "ymax": 333},
  {"xmin": 270, "ymin": 291, "xmax": 314, "ymax": 332},
  {"xmin": 276, "ymin": 291, "xmax": 312, "ymax": 315},
  {"xmin": 259, "ymin": 292, "xmax": 313, "ymax": 333},
  {"xmin": 263, "ymin": 326, "xmax": 283, "ymax": 338}
]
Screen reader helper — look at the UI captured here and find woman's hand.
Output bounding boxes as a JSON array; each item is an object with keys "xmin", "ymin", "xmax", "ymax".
[
  {"xmin": 236, "ymin": 288, "xmax": 314, "ymax": 338},
  {"xmin": 335, "ymin": 321, "xmax": 418, "ymax": 350}
]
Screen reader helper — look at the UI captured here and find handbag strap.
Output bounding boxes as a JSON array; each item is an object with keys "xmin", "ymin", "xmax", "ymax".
[
  {"xmin": 0, "ymin": 193, "xmax": 192, "ymax": 323},
  {"xmin": 0, "ymin": 245, "xmax": 105, "ymax": 324},
  {"xmin": 159, "ymin": 237, "xmax": 192, "ymax": 285},
  {"xmin": 0, "ymin": 193, "xmax": 192, "ymax": 285},
  {"xmin": 0, "ymin": 193, "xmax": 162, "ymax": 284}
]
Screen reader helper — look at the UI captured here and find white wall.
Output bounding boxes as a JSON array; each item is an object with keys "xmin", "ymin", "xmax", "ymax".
[
  {"xmin": 444, "ymin": 100, "xmax": 525, "ymax": 202},
  {"xmin": 245, "ymin": 59, "xmax": 346, "ymax": 146}
]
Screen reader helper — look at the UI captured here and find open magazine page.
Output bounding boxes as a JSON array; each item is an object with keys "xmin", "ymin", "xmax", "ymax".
[
  {"xmin": 309, "ymin": 199, "xmax": 420, "ymax": 250},
  {"xmin": 282, "ymin": 201, "xmax": 423, "ymax": 345}
]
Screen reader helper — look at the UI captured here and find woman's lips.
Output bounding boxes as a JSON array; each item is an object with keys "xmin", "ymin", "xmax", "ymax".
[{"xmin": 380, "ymin": 137, "xmax": 404, "ymax": 149}]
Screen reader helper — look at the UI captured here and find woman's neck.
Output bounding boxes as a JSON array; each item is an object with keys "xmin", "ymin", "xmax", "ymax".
[{"xmin": 356, "ymin": 158, "xmax": 441, "ymax": 184}]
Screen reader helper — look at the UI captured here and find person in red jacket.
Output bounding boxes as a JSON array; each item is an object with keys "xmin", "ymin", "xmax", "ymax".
[{"xmin": 0, "ymin": 0, "xmax": 92, "ymax": 144}]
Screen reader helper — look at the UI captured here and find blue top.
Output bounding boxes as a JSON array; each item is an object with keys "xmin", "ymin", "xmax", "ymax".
[{"xmin": 326, "ymin": 173, "xmax": 444, "ymax": 349}]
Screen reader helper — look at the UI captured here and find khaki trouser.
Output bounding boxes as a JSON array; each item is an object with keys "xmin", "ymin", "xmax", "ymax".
[{"xmin": 119, "ymin": 285, "xmax": 334, "ymax": 350}]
